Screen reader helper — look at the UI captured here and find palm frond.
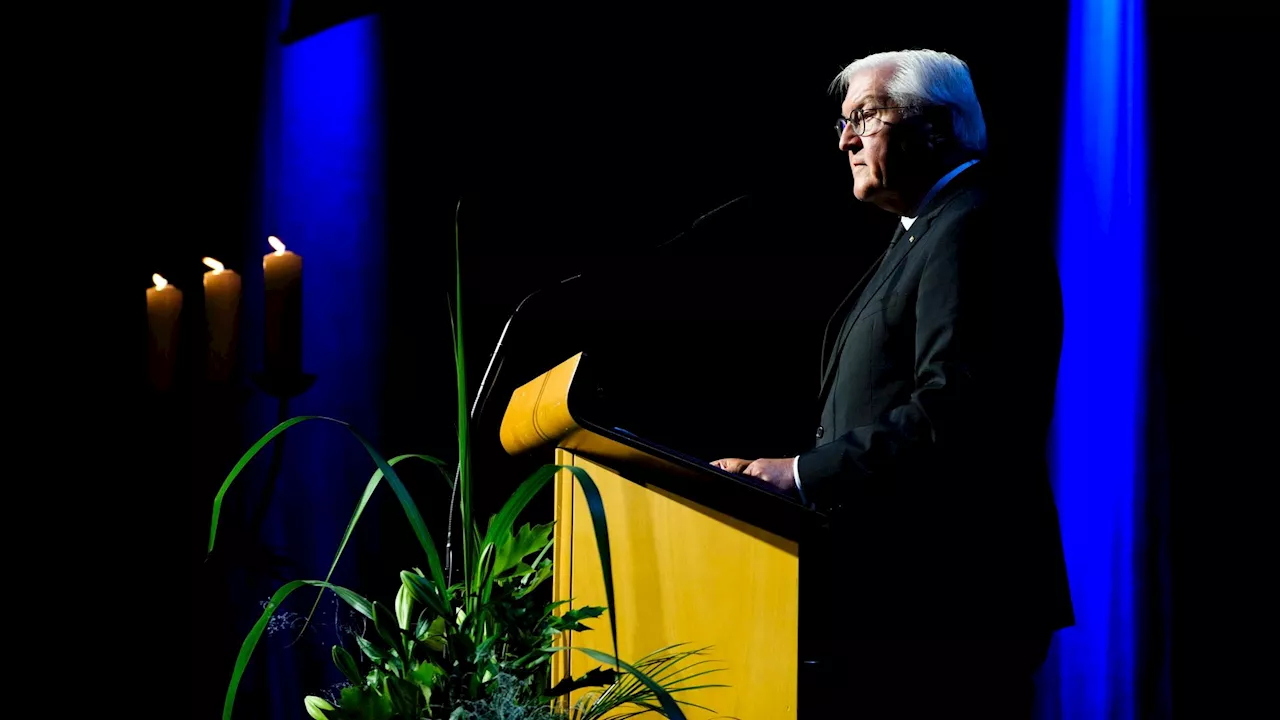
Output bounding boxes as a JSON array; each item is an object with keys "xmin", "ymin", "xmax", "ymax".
[{"xmin": 560, "ymin": 645, "xmax": 726, "ymax": 720}]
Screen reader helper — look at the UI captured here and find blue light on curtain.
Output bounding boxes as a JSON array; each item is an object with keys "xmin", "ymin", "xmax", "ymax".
[
  {"xmin": 237, "ymin": 2, "xmax": 386, "ymax": 718},
  {"xmin": 1041, "ymin": 0, "xmax": 1146, "ymax": 718}
]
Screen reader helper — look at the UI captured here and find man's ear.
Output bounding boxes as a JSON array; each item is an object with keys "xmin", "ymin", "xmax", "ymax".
[
  {"xmin": 922, "ymin": 105, "xmax": 954, "ymax": 148},
  {"xmin": 894, "ymin": 110, "xmax": 940, "ymax": 157}
]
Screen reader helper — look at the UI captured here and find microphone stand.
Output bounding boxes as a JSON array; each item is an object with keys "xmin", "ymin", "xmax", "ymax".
[
  {"xmin": 443, "ymin": 273, "xmax": 580, "ymax": 586},
  {"xmin": 442, "ymin": 193, "xmax": 751, "ymax": 586}
]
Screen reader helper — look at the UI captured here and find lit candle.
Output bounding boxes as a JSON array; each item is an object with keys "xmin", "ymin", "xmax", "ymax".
[
  {"xmin": 202, "ymin": 257, "xmax": 241, "ymax": 382},
  {"xmin": 263, "ymin": 236, "xmax": 302, "ymax": 378},
  {"xmin": 146, "ymin": 273, "xmax": 183, "ymax": 391}
]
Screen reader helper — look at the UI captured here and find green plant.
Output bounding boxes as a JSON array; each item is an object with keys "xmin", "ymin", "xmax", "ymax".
[
  {"xmin": 206, "ymin": 210, "xmax": 724, "ymax": 719},
  {"xmin": 559, "ymin": 645, "xmax": 726, "ymax": 720}
]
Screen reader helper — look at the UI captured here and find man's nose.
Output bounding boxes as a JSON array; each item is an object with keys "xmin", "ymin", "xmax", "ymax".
[{"xmin": 838, "ymin": 130, "xmax": 861, "ymax": 153}]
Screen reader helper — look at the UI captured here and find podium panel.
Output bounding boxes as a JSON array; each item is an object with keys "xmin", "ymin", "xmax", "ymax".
[
  {"xmin": 502, "ymin": 352, "xmax": 825, "ymax": 718},
  {"xmin": 554, "ymin": 448, "xmax": 800, "ymax": 719}
]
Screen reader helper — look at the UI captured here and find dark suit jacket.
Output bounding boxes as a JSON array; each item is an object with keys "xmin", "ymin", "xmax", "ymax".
[{"xmin": 797, "ymin": 162, "xmax": 1073, "ymax": 634}]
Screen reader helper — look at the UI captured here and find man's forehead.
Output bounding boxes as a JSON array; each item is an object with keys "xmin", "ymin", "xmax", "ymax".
[
  {"xmin": 842, "ymin": 67, "xmax": 891, "ymax": 109},
  {"xmin": 842, "ymin": 92, "xmax": 881, "ymax": 111}
]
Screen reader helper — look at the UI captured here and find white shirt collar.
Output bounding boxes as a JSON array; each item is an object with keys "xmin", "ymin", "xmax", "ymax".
[{"xmin": 900, "ymin": 159, "xmax": 978, "ymax": 230}]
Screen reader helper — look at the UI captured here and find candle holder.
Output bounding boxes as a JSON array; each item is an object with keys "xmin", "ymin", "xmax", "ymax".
[
  {"xmin": 240, "ymin": 369, "xmax": 316, "ymax": 566},
  {"xmin": 251, "ymin": 371, "xmax": 317, "ymax": 399}
]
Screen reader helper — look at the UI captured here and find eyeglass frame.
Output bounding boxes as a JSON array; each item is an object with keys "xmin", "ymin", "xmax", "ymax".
[{"xmin": 835, "ymin": 105, "xmax": 915, "ymax": 138}]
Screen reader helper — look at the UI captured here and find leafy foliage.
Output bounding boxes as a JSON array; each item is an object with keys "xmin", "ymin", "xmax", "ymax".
[
  {"xmin": 560, "ymin": 645, "xmax": 728, "ymax": 720},
  {"xmin": 278, "ymin": 522, "xmax": 719, "ymax": 719},
  {"xmin": 207, "ymin": 209, "xmax": 722, "ymax": 719}
]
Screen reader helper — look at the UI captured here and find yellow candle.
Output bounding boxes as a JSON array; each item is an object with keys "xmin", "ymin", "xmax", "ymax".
[
  {"xmin": 146, "ymin": 273, "xmax": 183, "ymax": 391},
  {"xmin": 202, "ymin": 257, "xmax": 241, "ymax": 382},
  {"xmin": 263, "ymin": 236, "xmax": 302, "ymax": 378}
]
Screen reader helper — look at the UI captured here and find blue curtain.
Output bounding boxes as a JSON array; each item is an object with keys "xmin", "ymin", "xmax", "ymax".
[
  {"xmin": 1040, "ymin": 0, "xmax": 1153, "ymax": 718},
  {"xmin": 231, "ymin": 2, "xmax": 387, "ymax": 717}
]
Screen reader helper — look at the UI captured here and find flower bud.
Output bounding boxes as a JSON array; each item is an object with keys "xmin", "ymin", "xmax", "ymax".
[
  {"xmin": 304, "ymin": 695, "xmax": 336, "ymax": 720},
  {"xmin": 395, "ymin": 582, "xmax": 413, "ymax": 630}
]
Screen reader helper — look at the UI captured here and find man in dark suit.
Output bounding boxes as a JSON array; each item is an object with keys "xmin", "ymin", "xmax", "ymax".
[{"xmin": 713, "ymin": 50, "xmax": 1073, "ymax": 718}]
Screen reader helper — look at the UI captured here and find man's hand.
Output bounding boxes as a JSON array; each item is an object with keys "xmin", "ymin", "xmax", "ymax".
[
  {"xmin": 710, "ymin": 457, "xmax": 752, "ymax": 473},
  {"xmin": 711, "ymin": 457, "xmax": 797, "ymax": 495},
  {"xmin": 743, "ymin": 458, "xmax": 797, "ymax": 494}
]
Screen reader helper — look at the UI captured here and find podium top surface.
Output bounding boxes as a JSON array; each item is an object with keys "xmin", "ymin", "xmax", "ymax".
[{"xmin": 500, "ymin": 352, "xmax": 827, "ymax": 539}]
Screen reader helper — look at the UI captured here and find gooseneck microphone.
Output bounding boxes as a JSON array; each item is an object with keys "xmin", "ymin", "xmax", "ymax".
[
  {"xmin": 443, "ymin": 194, "xmax": 751, "ymax": 584},
  {"xmin": 469, "ymin": 193, "xmax": 750, "ymax": 429},
  {"xmin": 652, "ymin": 193, "xmax": 751, "ymax": 250}
]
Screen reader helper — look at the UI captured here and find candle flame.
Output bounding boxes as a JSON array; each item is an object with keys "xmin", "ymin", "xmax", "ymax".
[
  {"xmin": 268, "ymin": 236, "xmax": 287, "ymax": 255},
  {"xmin": 153, "ymin": 273, "xmax": 168, "ymax": 290},
  {"xmin": 202, "ymin": 257, "xmax": 225, "ymax": 274}
]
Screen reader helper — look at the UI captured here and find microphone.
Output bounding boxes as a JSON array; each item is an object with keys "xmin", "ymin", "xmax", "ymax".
[
  {"xmin": 468, "ymin": 272, "xmax": 583, "ymax": 424},
  {"xmin": 443, "ymin": 194, "xmax": 751, "ymax": 584},
  {"xmin": 652, "ymin": 193, "xmax": 751, "ymax": 251},
  {"xmin": 471, "ymin": 193, "xmax": 749, "ymax": 428}
]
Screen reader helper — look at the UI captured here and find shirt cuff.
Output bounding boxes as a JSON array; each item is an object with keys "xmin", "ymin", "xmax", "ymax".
[{"xmin": 792, "ymin": 455, "xmax": 808, "ymax": 506}]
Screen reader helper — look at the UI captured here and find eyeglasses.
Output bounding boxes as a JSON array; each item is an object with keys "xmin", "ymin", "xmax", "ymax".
[{"xmin": 835, "ymin": 106, "xmax": 910, "ymax": 138}]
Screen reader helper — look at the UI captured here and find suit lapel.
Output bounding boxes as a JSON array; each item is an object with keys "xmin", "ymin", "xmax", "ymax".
[
  {"xmin": 818, "ymin": 221, "xmax": 906, "ymax": 381},
  {"xmin": 843, "ymin": 224, "xmax": 907, "ymax": 336},
  {"xmin": 817, "ymin": 223, "xmax": 924, "ymax": 400},
  {"xmin": 814, "ymin": 161, "xmax": 984, "ymax": 406},
  {"xmin": 844, "ymin": 224, "xmax": 906, "ymax": 319}
]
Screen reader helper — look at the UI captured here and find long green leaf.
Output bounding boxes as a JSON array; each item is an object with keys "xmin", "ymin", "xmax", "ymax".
[
  {"xmin": 474, "ymin": 542, "xmax": 496, "ymax": 603},
  {"xmin": 452, "ymin": 202, "xmax": 473, "ymax": 606},
  {"xmin": 522, "ymin": 534, "xmax": 555, "ymax": 584},
  {"xmin": 562, "ymin": 465, "xmax": 619, "ymax": 669},
  {"xmin": 558, "ymin": 647, "xmax": 688, "ymax": 720},
  {"xmin": 326, "ymin": 584, "xmax": 375, "ymax": 620},
  {"xmin": 206, "ymin": 416, "xmax": 447, "ymax": 591},
  {"xmin": 222, "ymin": 579, "xmax": 369, "ymax": 720},
  {"xmin": 301, "ymin": 453, "xmax": 451, "ymax": 634},
  {"xmin": 207, "ymin": 415, "xmax": 314, "ymax": 554},
  {"xmin": 478, "ymin": 465, "xmax": 557, "ymax": 602},
  {"xmin": 325, "ymin": 428, "xmax": 450, "ymax": 591},
  {"xmin": 482, "ymin": 465, "xmax": 558, "ymax": 550}
]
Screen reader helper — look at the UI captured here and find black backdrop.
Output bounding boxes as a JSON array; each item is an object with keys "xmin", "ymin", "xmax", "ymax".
[
  {"xmin": 75, "ymin": 1, "xmax": 1278, "ymax": 716},
  {"xmin": 374, "ymin": 3, "xmax": 1073, "ymax": 480}
]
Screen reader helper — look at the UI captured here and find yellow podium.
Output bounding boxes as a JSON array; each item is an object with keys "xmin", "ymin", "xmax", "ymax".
[{"xmin": 500, "ymin": 352, "xmax": 826, "ymax": 719}]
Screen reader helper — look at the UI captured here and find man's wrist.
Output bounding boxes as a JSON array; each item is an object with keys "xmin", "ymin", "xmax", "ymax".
[{"xmin": 792, "ymin": 455, "xmax": 808, "ymax": 505}]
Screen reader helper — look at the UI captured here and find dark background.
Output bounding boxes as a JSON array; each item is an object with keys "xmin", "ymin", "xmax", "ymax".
[{"xmin": 47, "ymin": 1, "xmax": 1272, "ymax": 717}]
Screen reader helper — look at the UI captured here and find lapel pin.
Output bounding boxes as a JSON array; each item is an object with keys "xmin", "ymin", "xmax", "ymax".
[{"xmin": 909, "ymin": 235, "xmax": 915, "ymax": 242}]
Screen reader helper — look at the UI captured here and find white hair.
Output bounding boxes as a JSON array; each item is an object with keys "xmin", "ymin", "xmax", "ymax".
[{"xmin": 830, "ymin": 49, "xmax": 987, "ymax": 153}]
